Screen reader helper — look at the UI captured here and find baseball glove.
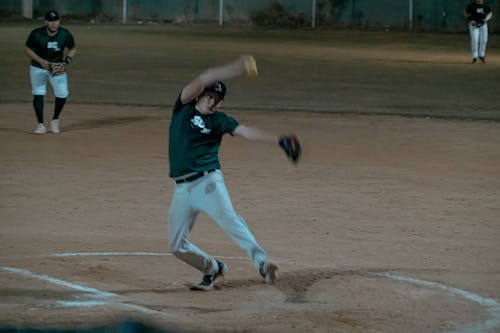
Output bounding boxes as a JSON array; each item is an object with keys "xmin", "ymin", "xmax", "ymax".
[
  {"xmin": 49, "ymin": 62, "xmax": 66, "ymax": 76},
  {"xmin": 279, "ymin": 135, "xmax": 301, "ymax": 163}
]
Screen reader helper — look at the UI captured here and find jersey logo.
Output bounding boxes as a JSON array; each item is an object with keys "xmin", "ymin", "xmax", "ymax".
[
  {"xmin": 476, "ymin": 8, "xmax": 485, "ymax": 14},
  {"xmin": 191, "ymin": 115, "xmax": 211, "ymax": 134},
  {"xmin": 214, "ymin": 82, "xmax": 224, "ymax": 93},
  {"xmin": 47, "ymin": 41, "xmax": 60, "ymax": 51}
]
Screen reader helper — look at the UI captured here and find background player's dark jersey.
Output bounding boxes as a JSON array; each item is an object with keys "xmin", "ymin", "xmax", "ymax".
[
  {"xmin": 25, "ymin": 26, "xmax": 75, "ymax": 68},
  {"xmin": 466, "ymin": 2, "xmax": 492, "ymax": 23}
]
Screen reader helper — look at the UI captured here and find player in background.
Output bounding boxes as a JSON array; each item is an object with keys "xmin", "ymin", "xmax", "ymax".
[
  {"xmin": 464, "ymin": 0, "xmax": 493, "ymax": 63},
  {"xmin": 25, "ymin": 10, "xmax": 77, "ymax": 134},
  {"xmin": 167, "ymin": 55, "xmax": 299, "ymax": 291}
]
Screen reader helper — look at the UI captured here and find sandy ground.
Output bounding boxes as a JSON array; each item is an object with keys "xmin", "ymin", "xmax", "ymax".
[{"xmin": 1, "ymin": 102, "xmax": 499, "ymax": 332}]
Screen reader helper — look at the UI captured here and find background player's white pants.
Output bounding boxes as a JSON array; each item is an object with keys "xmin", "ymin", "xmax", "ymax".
[
  {"xmin": 168, "ymin": 170, "xmax": 268, "ymax": 275},
  {"xmin": 469, "ymin": 23, "xmax": 488, "ymax": 59},
  {"xmin": 30, "ymin": 65, "xmax": 69, "ymax": 98}
]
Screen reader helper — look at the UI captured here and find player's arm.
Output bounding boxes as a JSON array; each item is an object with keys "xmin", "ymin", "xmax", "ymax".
[
  {"xmin": 233, "ymin": 124, "xmax": 302, "ymax": 163},
  {"xmin": 65, "ymin": 47, "xmax": 77, "ymax": 63},
  {"xmin": 25, "ymin": 46, "xmax": 50, "ymax": 70},
  {"xmin": 233, "ymin": 125, "xmax": 278, "ymax": 143},
  {"xmin": 180, "ymin": 55, "xmax": 256, "ymax": 105},
  {"xmin": 464, "ymin": 6, "xmax": 474, "ymax": 23}
]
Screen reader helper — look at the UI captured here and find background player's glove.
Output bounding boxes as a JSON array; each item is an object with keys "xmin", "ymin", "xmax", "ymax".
[
  {"xmin": 470, "ymin": 19, "xmax": 484, "ymax": 27},
  {"xmin": 279, "ymin": 135, "xmax": 301, "ymax": 163},
  {"xmin": 49, "ymin": 62, "xmax": 66, "ymax": 76}
]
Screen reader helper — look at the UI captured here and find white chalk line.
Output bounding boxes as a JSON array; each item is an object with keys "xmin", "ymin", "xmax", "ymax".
[
  {"xmin": 3, "ymin": 252, "xmax": 500, "ymax": 332},
  {"xmin": 3, "ymin": 267, "xmax": 114, "ymax": 298},
  {"xmin": 52, "ymin": 251, "xmax": 314, "ymax": 267},
  {"xmin": 1, "ymin": 267, "xmax": 162, "ymax": 316},
  {"xmin": 371, "ymin": 272, "xmax": 500, "ymax": 333},
  {"xmin": 53, "ymin": 252, "xmax": 171, "ymax": 257},
  {"xmin": 57, "ymin": 301, "xmax": 108, "ymax": 307}
]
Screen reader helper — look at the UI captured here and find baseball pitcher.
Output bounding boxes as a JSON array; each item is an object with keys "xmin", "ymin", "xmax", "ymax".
[{"xmin": 167, "ymin": 55, "xmax": 301, "ymax": 291}]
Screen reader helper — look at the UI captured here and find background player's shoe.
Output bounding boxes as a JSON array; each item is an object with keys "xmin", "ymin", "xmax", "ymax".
[
  {"xmin": 191, "ymin": 260, "xmax": 227, "ymax": 291},
  {"xmin": 34, "ymin": 123, "xmax": 46, "ymax": 134},
  {"xmin": 479, "ymin": 56, "xmax": 485, "ymax": 64},
  {"xmin": 260, "ymin": 262, "xmax": 280, "ymax": 285},
  {"xmin": 472, "ymin": 58, "xmax": 477, "ymax": 64},
  {"xmin": 50, "ymin": 119, "xmax": 60, "ymax": 134}
]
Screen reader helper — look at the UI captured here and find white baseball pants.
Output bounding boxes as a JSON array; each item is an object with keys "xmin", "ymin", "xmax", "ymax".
[
  {"xmin": 469, "ymin": 23, "xmax": 488, "ymax": 59},
  {"xmin": 168, "ymin": 169, "xmax": 268, "ymax": 275},
  {"xmin": 30, "ymin": 65, "xmax": 69, "ymax": 98}
]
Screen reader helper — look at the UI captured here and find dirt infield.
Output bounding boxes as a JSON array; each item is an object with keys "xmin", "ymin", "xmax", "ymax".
[{"xmin": 1, "ymin": 24, "xmax": 500, "ymax": 332}]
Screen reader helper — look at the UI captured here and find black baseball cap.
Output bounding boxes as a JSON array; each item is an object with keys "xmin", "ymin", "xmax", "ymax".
[
  {"xmin": 45, "ymin": 10, "xmax": 60, "ymax": 21},
  {"xmin": 203, "ymin": 81, "xmax": 226, "ymax": 100}
]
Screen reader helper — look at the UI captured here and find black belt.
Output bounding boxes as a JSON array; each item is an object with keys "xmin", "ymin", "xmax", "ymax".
[{"xmin": 174, "ymin": 169, "xmax": 217, "ymax": 184}]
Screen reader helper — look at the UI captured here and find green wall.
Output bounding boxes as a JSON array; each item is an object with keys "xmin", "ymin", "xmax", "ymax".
[{"xmin": 1, "ymin": 0, "xmax": 497, "ymax": 32}]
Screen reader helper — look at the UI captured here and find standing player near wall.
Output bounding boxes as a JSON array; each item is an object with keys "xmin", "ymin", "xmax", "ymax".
[
  {"xmin": 465, "ymin": 0, "xmax": 493, "ymax": 64},
  {"xmin": 25, "ymin": 10, "xmax": 77, "ymax": 134}
]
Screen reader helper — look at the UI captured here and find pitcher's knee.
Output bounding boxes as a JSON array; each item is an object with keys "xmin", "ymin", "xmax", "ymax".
[
  {"xmin": 169, "ymin": 239, "xmax": 187, "ymax": 256},
  {"xmin": 168, "ymin": 241, "xmax": 179, "ymax": 254},
  {"xmin": 170, "ymin": 249, "xmax": 182, "ymax": 258},
  {"xmin": 169, "ymin": 245, "xmax": 184, "ymax": 259}
]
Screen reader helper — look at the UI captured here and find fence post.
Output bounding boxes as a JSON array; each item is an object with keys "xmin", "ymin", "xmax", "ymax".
[
  {"xmin": 22, "ymin": 0, "xmax": 32, "ymax": 19},
  {"xmin": 219, "ymin": 0, "xmax": 224, "ymax": 26},
  {"xmin": 409, "ymin": 0, "xmax": 413, "ymax": 31},
  {"xmin": 312, "ymin": 0, "xmax": 316, "ymax": 28},
  {"xmin": 122, "ymin": 0, "xmax": 127, "ymax": 24}
]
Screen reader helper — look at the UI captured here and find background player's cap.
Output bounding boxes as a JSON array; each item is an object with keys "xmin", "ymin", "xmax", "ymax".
[
  {"xmin": 203, "ymin": 81, "xmax": 226, "ymax": 100},
  {"xmin": 45, "ymin": 10, "xmax": 60, "ymax": 21}
]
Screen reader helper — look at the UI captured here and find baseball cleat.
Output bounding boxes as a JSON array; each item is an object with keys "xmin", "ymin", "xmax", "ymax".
[
  {"xmin": 472, "ymin": 58, "xmax": 477, "ymax": 64},
  {"xmin": 50, "ymin": 119, "xmax": 60, "ymax": 134},
  {"xmin": 34, "ymin": 123, "xmax": 46, "ymax": 134},
  {"xmin": 260, "ymin": 262, "xmax": 280, "ymax": 285},
  {"xmin": 479, "ymin": 57, "xmax": 485, "ymax": 64},
  {"xmin": 191, "ymin": 260, "xmax": 227, "ymax": 291}
]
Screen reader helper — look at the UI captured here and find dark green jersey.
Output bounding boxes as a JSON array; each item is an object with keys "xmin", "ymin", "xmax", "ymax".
[
  {"xmin": 25, "ymin": 26, "xmax": 75, "ymax": 68},
  {"xmin": 169, "ymin": 94, "xmax": 239, "ymax": 178},
  {"xmin": 466, "ymin": 2, "xmax": 492, "ymax": 23}
]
